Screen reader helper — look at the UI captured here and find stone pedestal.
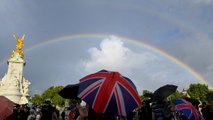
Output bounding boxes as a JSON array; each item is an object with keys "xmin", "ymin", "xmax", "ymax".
[
  {"xmin": 0, "ymin": 86, "xmax": 22, "ymax": 103},
  {"xmin": 0, "ymin": 53, "xmax": 30, "ymax": 104},
  {"xmin": 19, "ymin": 96, "xmax": 29, "ymax": 104}
]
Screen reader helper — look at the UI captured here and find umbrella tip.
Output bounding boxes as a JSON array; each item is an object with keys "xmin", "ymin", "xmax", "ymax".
[{"xmin": 99, "ymin": 69, "xmax": 109, "ymax": 72}]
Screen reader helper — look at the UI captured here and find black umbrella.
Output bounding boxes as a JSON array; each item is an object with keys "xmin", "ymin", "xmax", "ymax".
[
  {"xmin": 143, "ymin": 93, "xmax": 154, "ymax": 98},
  {"xmin": 183, "ymin": 97, "xmax": 200, "ymax": 106},
  {"xmin": 142, "ymin": 99, "xmax": 153, "ymax": 104},
  {"xmin": 58, "ymin": 83, "xmax": 80, "ymax": 99},
  {"xmin": 206, "ymin": 92, "xmax": 213, "ymax": 99},
  {"xmin": 153, "ymin": 84, "xmax": 178, "ymax": 101}
]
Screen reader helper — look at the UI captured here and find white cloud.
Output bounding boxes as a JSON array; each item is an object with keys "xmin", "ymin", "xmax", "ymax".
[
  {"xmin": 82, "ymin": 37, "xmax": 159, "ymax": 75},
  {"xmin": 80, "ymin": 37, "xmax": 203, "ymax": 93}
]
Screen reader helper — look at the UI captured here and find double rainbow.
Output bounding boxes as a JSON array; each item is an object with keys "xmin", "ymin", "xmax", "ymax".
[{"xmin": 0, "ymin": 33, "xmax": 211, "ymax": 88}]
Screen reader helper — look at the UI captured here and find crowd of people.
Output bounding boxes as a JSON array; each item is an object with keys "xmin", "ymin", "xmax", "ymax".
[
  {"xmin": 6, "ymin": 100, "xmax": 59, "ymax": 120},
  {"xmin": 4, "ymin": 99, "xmax": 213, "ymax": 120},
  {"xmin": 135, "ymin": 100, "xmax": 213, "ymax": 120}
]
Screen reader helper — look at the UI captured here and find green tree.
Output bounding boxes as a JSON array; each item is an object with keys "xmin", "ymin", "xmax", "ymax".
[
  {"xmin": 169, "ymin": 90, "xmax": 186, "ymax": 104},
  {"xmin": 140, "ymin": 90, "xmax": 152, "ymax": 101},
  {"xmin": 52, "ymin": 94, "xmax": 65, "ymax": 106},
  {"xmin": 170, "ymin": 90, "xmax": 185, "ymax": 99},
  {"xmin": 187, "ymin": 84, "xmax": 209, "ymax": 102},
  {"xmin": 31, "ymin": 86, "xmax": 66, "ymax": 106},
  {"xmin": 31, "ymin": 94, "xmax": 42, "ymax": 104}
]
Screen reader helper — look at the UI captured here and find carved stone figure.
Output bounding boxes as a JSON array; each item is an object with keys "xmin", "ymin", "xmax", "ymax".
[
  {"xmin": 22, "ymin": 79, "xmax": 30, "ymax": 96},
  {"xmin": 13, "ymin": 76, "xmax": 20, "ymax": 88}
]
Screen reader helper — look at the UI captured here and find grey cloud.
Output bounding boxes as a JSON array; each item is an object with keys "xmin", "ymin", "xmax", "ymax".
[{"xmin": 0, "ymin": 0, "xmax": 213, "ymax": 95}]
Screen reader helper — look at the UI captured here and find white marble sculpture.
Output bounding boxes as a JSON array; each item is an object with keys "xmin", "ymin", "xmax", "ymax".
[{"xmin": 0, "ymin": 35, "xmax": 30, "ymax": 104}]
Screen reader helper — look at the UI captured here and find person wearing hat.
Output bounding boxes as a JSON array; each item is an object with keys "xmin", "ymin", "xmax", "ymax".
[{"xmin": 40, "ymin": 99, "xmax": 54, "ymax": 120}]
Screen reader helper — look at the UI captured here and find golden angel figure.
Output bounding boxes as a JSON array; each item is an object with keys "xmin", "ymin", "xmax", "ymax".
[
  {"xmin": 13, "ymin": 34, "xmax": 25, "ymax": 50},
  {"xmin": 10, "ymin": 34, "xmax": 25, "ymax": 59}
]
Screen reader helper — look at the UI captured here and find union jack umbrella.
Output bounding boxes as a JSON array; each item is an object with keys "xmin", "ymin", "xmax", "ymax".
[
  {"xmin": 175, "ymin": 98, "xmax": 202, "ymax": 120},
  {"xmin": 77, "ymin": 70, "xmax": 141, "ymax": 117}
]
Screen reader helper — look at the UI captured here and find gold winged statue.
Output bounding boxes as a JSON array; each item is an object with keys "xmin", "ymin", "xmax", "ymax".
[
  {"xmin": 14, "ymin": 34, "xmax": 25, "ymax": 50},
  {"xmin": 10, "ymin": 34, "xmax": 25, "ymax": 59}
]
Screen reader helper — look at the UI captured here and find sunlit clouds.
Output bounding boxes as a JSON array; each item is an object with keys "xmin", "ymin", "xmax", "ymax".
[{"xmin": 81, "ymin": 37, "xmax": 204, "ymax": 93}]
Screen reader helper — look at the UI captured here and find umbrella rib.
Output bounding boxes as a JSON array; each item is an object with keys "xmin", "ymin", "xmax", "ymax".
[
  {"xmin": 117, "ymin": 78, "xmax": 141, "ymax": 105},
  {"xmin": 93, "ymin": 72, "xmax": 117, "ymax": 113},
  {"xmin": 115, "ymin": 87, "xmax": 122, "ymax": 116},
  {"xmin": 115, "ymin": 83, "xmax": 126, "ymax": 116},
  {"xmin": 103, "ymin": 85, "xmax": 116, "ymax": 113}
]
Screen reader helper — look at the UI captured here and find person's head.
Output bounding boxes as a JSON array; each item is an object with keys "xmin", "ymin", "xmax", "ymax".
[
  {"xmin": 169, "ymin": 105, "xmax": 175, "ymax": 112},
  {"xmin": 44, "ymin": 99, "xmax": 51, "ymax": 105},
  {"xmin": 202, "ymin": 102, "xmax": 207, "ymax": 107},
  {"xmin": 30, "ymin": 109, "xmax": 35, "ymax": 114},
  {"xmin": 86, "ymin": 104, "xmax": 90, "ymax": 110},
  {"xmin": 69, "ymin": 104, "xmax": 76, "ymax": 111}
]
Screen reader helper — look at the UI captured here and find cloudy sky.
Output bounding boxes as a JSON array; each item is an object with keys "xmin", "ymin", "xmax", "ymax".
[{"xmin": 0, "ymin": 0, "xmax": 213, "ymax": 95}]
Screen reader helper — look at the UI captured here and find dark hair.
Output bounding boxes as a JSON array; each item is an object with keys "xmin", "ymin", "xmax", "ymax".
[{"xmin": 44, "ymin": 99, "xmax": 51, "ymax": 104}]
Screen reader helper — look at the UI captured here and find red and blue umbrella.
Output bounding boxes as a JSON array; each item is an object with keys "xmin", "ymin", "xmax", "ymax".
[
  {"xmin": 77, "ymin": 70, "xmax": 141, "ymax": 117},
  {"xmin": 175, "ymin": 98, "xmax": 202, "ymax": 120}
]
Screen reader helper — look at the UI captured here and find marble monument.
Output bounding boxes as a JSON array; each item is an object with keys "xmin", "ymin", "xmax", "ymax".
[{"xmin": 0, "ymin": 35, "xmax": 31, "ymax": 104}]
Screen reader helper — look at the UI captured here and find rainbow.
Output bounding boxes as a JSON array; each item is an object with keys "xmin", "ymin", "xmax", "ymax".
[
  {"xmin": 110, "ymin": 2, "xmax": 212, "ymax": 44},
  {"xmin": 0, "ymin": 33, "xmax": 211, "ymax": 88}
]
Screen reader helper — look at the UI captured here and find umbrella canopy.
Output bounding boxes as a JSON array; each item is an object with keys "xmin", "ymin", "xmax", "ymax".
[
  {"xmin": 0, "ymin": 96, "xmax": 14, "ymax": 120},
  {"xmin": 206, "ymin": 92, "xmax": 213, "ymax": 99},
  {"xmin": 183, "ymin": 97, "xmax": 200, "ymax": 107},
  {"xmin": 175, "ymin": 98, "xmax": 202, "ymax": 120},
  {"xmin": 153, "ymin": 84, "xmax": 177, "ymax": 101},
  {"xmin": 58, "ymin": 83, "xmax": 80, "ymax": 99},
  {"xmin": 143, "ymin": 93, "xmax": 154, "ymax": 98},
  {"xmin": 77, "ymin": 70, "xmax": 141, "ymax": 117}
]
